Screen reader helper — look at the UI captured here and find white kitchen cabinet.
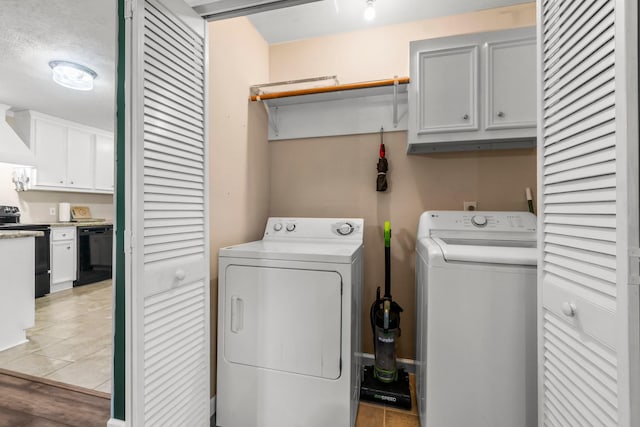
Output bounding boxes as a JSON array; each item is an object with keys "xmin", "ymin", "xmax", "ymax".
[
  {"xmin": 50, "ymin": 227, "xmax": 76, "ymax": 293},
  {"xmin": 94, "ymin": 133, "xmax": 115, "ymax": 191},
  {"xmin": 0, "ymin": 236, "xmax": 35, "ymax": 351},
  {"xmin": 67, "ymin": 128, "xmax": 94, "ymax": 189},
  {"xmin": 408, "ymin": 27, "xmax": 536, "ymax": 153},
  {"xmin": 13, "ymin": 110, "xmax": 114, "ymax": 194},
  {"xmin": 32, "ymin": 119, "xmax": 67, "ymax": 186}
]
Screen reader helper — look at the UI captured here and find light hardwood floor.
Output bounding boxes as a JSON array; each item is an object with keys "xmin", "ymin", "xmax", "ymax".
[{"xmin": 0, "ymin": 280, "xmax": 112, "ymax": 393}]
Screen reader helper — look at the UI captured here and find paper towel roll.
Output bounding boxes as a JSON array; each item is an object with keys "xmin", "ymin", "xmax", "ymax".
[{"xmin": 58, "ymin": 203, "xmax": 71, "ymax": 222}]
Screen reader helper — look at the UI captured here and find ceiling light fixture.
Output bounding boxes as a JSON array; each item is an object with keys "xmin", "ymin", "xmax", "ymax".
[
  {"xmin": 48, "ymin": 60, "xmax": 97, "ymax": 91},
  {"xmin": 364, "ymin": 0, "xmax": 376, "ymax": 21}
]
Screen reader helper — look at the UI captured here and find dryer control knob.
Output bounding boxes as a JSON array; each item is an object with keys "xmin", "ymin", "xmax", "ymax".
[
  {"xmin": 286, "ymin": 223, "xmax": 296, "ymax": 232},
  {"xmin": 338, "ymin": 223, "xmax": 354, "ymax": 235},
  {"xmin": 273, "ymin": 223, "xmax": 283, "ymax": 231},
  {"xmin": 471, "ymin": 215, "xmax": 487, "ymax": 227}
]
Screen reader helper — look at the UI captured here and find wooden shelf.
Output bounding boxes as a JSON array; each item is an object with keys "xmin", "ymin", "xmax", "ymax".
[
  {"xmin": 250, "ymin": 77, "xmax": 410, "ymax": 103},
  {"xmin": 249, "ymin": 77, "xmax": 411, "ymax": 140}
]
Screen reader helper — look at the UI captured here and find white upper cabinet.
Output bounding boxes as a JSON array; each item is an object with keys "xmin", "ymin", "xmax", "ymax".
[
  {"xmin": 485, "ymin": 38, "xmax": 536, "ymax": 130},
  {"xmin": 408, "ymin": 27, "xmax": 536, "ymax": 153},
  {"xmin": 32, "ymin": 119, "xmax": 67, "ymax": 187},
  {"xmin": 67, "ymin": 128, "xmax": 94, "ymax": 189},
  {"xmin": 94, "ymin": 133, "xmax": 114, "ymax": 191},
  {"xmin": 417, "ymin": 46, "xmax": 478, "ymax": 134},
  {"xmin": 13, "ymin": 110, "xmax": 114, "ymax": 194}
]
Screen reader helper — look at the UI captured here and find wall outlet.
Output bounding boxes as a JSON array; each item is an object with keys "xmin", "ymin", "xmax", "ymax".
[
  {"xmin": 464, "ymin": 201, "xmax": 477, "ymax": 211},
  {"xmin": 49, "ymin": 207, "xmax": 56, "ymax": 216}
]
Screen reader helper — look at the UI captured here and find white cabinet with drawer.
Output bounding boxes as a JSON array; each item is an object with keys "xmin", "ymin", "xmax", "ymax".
[
  {"xmin": 408, "ymin": 27, "xmax": 536, "ymax": 153},
  {"xmin": 50, "ymin": 227, "xmax": 76, "ymax": 293}
]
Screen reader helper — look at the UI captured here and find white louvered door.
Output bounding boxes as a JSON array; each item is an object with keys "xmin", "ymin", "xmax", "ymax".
[
  {"xmin": 537, "ymin": 0, "xmax": 639, "ymax": 426},
  {"xmin": 126, "ymin": 0, "xmax": 209, "ymax": 425}
]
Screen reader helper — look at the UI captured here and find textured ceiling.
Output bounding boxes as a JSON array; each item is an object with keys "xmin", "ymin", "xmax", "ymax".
[{"xmin": 0, "ymin": 0, "xmax": 116, "ymax": 131}]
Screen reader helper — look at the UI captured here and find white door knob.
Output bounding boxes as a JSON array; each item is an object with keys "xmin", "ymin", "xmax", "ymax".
[
  {"xmin": 175, "ymin": 269, "xmax": 186, "ymax": 281},
  {"xmin": 561, "ymin": 302, "xmax": 576, "ymax": 317}
]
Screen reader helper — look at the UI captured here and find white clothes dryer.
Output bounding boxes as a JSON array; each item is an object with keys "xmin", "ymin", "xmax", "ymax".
[
  {"xmin": 216, "ymin": 217, "xmax": 364, "ymax": 427},
  {"xmin": 415, "ymin": 211, "xmax": 537, "ymax": 427}
]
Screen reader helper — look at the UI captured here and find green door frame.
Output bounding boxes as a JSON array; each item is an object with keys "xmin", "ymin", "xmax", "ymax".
[{"xmin": 112, "ymin": 0, "xmax": 126, "ymax": 420}]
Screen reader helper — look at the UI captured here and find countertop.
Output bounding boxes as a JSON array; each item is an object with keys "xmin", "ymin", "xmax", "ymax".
[
  {"xmin": 0, "ymin": 230, "xmax": 44, "ymax": 240},
  {"xmin": 34, "ymin": 221, "xmax": 114, "ymax": 228},
  {"xmin": 51, "ymin": 221, "xmax": 113, "ymax": 227}
]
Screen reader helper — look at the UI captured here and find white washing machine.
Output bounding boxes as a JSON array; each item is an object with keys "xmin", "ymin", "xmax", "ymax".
[
  {"xmin": 415, "ymin": 211, "xmax": 537, "ymax": 427},
  {"xmin": 217, "ymin": 217, "xmax": 364, "ymax": 427}
]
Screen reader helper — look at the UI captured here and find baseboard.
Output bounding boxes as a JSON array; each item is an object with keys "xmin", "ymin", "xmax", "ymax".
[
  {"xmin": 361, "ymin": 352, "xmax": 416, "ymax": 374},
  {"xmin": 107, "ymin": 418, "xmax": 126, "ymax": 427},
  {"xmin": 210, "ymin": 395, "xmax": 216, "ymax": 417}
]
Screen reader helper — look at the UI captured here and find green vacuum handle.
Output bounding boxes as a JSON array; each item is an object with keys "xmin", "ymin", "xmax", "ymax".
[{"xmin": 384, "ymin": 221, "xmax": 391, "ymax": 247}]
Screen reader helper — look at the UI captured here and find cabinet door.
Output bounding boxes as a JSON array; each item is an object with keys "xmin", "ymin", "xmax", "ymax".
[
  {"xmin": 67, "ymin": 128, "xmax": 94, "ymax": 189},
  {"xmin": 486, "ymin": 38, "xmax": 536, "ymax": 129},
  {"xmin": 33, "ymin": 119, "xmax": 67, "ymax": 186},
  {"xmin": 51, "ymin": 240, "xmax": 76, "ymax": 284},
  {"xmin": 94, "ymin": 134, "xmax": 114, "ymax": 191},
  {"xmin": 415, "ymin": 45, "xmax": 478, "ymax": 134}
]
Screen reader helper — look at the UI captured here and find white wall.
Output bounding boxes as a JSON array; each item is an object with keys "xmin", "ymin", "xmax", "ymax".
[
  {"xmin": 0, "ymin": 163, "xmax": 114, "ymax": 222},
  {"xmin": 208, "ymin": 16, "xmax": 270, "ymax": 396}
]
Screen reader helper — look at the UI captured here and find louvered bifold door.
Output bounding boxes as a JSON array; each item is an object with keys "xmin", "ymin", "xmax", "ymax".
[
  {"xmin": 126, "ymin": 0, "xmax": 209, "ymax": 425},
  {"xmin": 538, "ymin": 0, "xmax": 639, "ymax": 425}
]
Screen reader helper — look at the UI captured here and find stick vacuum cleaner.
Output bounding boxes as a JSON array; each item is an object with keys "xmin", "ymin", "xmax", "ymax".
[{"xmin": 360, "ymin": 221, "xmax": 412, "ymax": 409}]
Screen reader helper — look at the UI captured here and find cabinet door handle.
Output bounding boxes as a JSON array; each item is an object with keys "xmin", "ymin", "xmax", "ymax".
[
  {"xmin": 462, "ymin": 114, "xmax": 469, "ymax": 120},
  {"xmin": 70, "ymin": 181, "xmax": 74, "ymax": 184},
  {"xmin": 59, "ymin": 180, "xmax": 64, "ymax": 184},
  {"xmin": 497, "ymin": 111, "xmax": 505, "ymax": 118},
  {"xmin": 66, "ymin": 246, "xmax": 71, "ymax": 250}
]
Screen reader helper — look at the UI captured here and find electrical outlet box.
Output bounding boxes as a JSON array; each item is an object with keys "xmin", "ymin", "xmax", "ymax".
[
  {"xmin": 464, "ymin": 201, "xmax": 477, "ymax": 211},
  {"xmin": 49, "ymin": 207, "xmax": 56, "ymax": 216}
]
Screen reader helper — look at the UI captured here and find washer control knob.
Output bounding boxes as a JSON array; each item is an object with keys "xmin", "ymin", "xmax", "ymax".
[
  {"xmin": 338, "ymin": 223, "xmax": 354, "ymax": 235},
  {"xmin": 471, "ymin": 215, "xmax": 488, "ymax": 227},
  {"xmin": 273, "ymin": 223, "xmax": 283, "ymax": 232},
  {"xmin": 286, "ymin": 223, "xmax": 296, "ymax": 232}
]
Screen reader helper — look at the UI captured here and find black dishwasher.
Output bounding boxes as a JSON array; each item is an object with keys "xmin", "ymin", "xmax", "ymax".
[{"xmin": 75, "ymin": 225, "xmax": 113, "ymax": 286}]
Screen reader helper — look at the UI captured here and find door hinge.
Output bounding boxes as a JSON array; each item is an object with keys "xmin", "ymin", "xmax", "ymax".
[
  {"xmin": 124, "ymin": 0, "xmax": 134, "ymax": 19},
  {"xmin": 630, "ymin": 248, "xmax": 640, "ymax": 285},
  {"xmin": 124, "ymin": 230, "xmax": 134, "ymax": 254}
]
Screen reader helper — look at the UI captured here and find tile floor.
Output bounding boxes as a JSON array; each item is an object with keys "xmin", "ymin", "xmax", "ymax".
[
  {"xmin": 355, "ymin": 374, "xmax": 420, "ymax": 427},
  {"xmin": 0, "ymin": 280, "xmax": 112, "ymax": 394}
]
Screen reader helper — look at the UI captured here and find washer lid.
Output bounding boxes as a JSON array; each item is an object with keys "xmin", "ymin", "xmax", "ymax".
[
  {"xmin": 433, "ymin": 237, "xmax": 537, "ymax": 266},
  {"xmin": 219, "ymin": 239, "xmax": 362, "ymax": 263}
]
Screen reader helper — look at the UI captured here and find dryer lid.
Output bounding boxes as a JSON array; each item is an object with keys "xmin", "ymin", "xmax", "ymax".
[
  {"xmin": 219, "ymin": 239, "xmax": 362, "ymax": 263},
  {"xmin": 433, "ymin": 237, "xmax": 537, "ymax": 265}
]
